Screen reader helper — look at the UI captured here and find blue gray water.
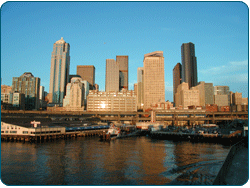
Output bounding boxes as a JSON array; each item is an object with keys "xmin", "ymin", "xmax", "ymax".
[{"xmin": 1, "ymin": 136, "xmax": 230, "ymax": 185}]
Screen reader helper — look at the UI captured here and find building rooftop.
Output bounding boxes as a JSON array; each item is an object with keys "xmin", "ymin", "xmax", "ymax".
[
  {"xmin": 144, "ymin": 51, "xmax": 163, "ymax": 58},
  {"xmin": 55, "ymin": 37, "xmax": 66, "ymax": 44}
]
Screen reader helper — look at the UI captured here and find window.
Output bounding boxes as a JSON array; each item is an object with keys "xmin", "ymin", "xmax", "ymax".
[
  {"xmin": 10, "ymin": 131, "xmax": 17, "ymax": 134},
  {"xmin": 23, "ymin": 131, "xmax": 28, "ymax": 134}
]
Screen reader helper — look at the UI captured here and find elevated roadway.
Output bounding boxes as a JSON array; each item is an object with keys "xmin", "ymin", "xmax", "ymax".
[{"xmin": 1, "ymin": 110, "xmax": 248, "ymax": 124}]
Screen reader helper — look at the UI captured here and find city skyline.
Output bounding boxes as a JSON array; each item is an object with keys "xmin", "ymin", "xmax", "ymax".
[{"xmin": 1, "ymin": 2, "xmax": 248, "ymax": 101}]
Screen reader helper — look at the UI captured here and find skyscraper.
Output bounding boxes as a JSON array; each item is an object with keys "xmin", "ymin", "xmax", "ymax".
[
  {"xmin": 116, "ymin": 56, "xmax": 128, "ymax": 91},
  {"xmin": 49, "ymin": 37, "xmax": 70, "ymax": 105},
  {"xmin": 137, "ymin": 67, "xmax": 144, "ymax": 110},
  {"xmin": 105, "ymin": 59, "xmax": 119, "ymax": 92},
  {"xmin": 173, "ymin": 63, "xmax": 182, "ymax": 105},
  {"xmin": 76, "ymin": 65, "xmax": 95, "ymax": 89},
  {"xmin": 143, "ymin": 51, "xmax": 165, "ymax": 110},
  {"xmin": 12, "ymin": 72, "xmax": 40, "ymax": 110},
  {"xmin": 181, "ymin": 42, "xmax": 197, "ymax": 88}
]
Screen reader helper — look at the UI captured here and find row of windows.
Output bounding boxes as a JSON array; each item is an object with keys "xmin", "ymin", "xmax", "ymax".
[
  {"xmin": 1, "ymin": 130, "xmax": 61, "ymax": 134},
  {"xmin": 2, "ymin": 131, "xmax": 17, "ymax": 134},
  {"xmin": 30, "ymin": 131, "xmax": 61, "ymax": 134}
]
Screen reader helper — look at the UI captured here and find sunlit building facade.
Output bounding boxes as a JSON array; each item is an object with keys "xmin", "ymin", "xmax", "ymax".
[
  {"xmin": 143, "ymin": 51, "xmax": 165, "ymax": 110},
  {"xmin": 214, "ymin": 85, "xmax": 230, "ymax": 106},
  {"xmin": 63, "ymin": 77, "xmax": 85, "ymax": 111},
  {"xmin": 49, "ymin": 37, "xmax": 70, "ymax": 105},
  {"xmin": 137, "ymin": 67, "xmax": 144, "ymax": 110},
  {"xmin": 105, "ymin": 59, "xmax": 120, "ymax": 92},
  {"xmin": 192, "ymin": 81, "xmax": 214, "ymax": 106},
  {"xmin": 175, "ymin": 82, "xmax": 200, "ymax": 108},
  {"xmin": 12, "ymin": 72, "xmax": 40, "ymax": 110},
  {"xmin": 87, "ymin": 89, "xmax": 137, "ymax": 112}
]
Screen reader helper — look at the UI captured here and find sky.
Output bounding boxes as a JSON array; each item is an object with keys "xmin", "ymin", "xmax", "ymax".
[{"xmin": 1, "ymin": 1, "xmax": 249, "ymax": 101}]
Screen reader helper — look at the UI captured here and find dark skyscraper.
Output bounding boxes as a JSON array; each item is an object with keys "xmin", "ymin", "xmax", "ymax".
[
  {"xmin": 173, "ymin": 62, "xmax": 182, "ymax": 105},
  {"xmin": 117, "ymin": 55, "xmax": 128, "ymax": 91},
  {"xmin": 77, "ymin": 65, "xmax": 95, "ymax": 89},
  {"xmin": 181, "ymin": 42, "xmax": 197, "ymax": 88}
]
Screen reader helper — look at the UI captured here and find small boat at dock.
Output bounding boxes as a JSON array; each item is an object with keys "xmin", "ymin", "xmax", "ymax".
[{"xmin": 100, "ymin": 124, "xmax": 140, "ymax": 141}]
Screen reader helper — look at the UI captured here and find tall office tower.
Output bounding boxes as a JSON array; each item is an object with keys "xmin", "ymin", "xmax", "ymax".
[
  {"xmin": 137, "ymin": 67, "xmax": 144, "ymax": 110},
  {"xmin": 116, "ymin": 56, "xmax": 128, "ymax": 91},
  {"xmin": 76, "ymin": 65, "xmax": 95, "ymax": 89},
  {"xmin": 105, "ymin": 59, "xmax": 119, "ymax": 92},
  {"xmin": 173, "ymin": 63, "xmax": 182, "ymax": 105},
  {"xmin": 49, "ymin": 37, "xmax": 70, "ymax": 105},
  {"xmin": 12, "ymin": 72, "xmax": 40, "ymax": 110},
  {"xmin": 181, "ymin": 42, "xmax": 198, "ymax": 88},
  {"xmin": 143, "ymin": 51, "xmax": 165, "ymax": 110}
]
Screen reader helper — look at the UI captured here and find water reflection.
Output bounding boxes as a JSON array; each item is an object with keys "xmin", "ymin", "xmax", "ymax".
[{"xmin": 1, "ymin": 137, "xmax": 230, "ymax": 185}]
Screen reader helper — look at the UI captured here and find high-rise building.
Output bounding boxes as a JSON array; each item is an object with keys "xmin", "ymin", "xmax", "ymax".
[
  {"xmin": 175, "ymin": 82, "xmax": 200, "ymax": 108},
  {"xmin": 232, "ymin": 92, "xmax": 242, "ymax": 105},
  {"xmin": 214, "ymin": 85, "xmax": 230, "ymax": 106},
  {"xmin": 117, "ymin": 56, "xmax": 128, "ymax": 91},
  {"xmin": 76, "ymin": 65, "xmax": 95, "ymax": 89},
  {"xmin": 49, "ymin": 37, "xmax": 70, "ymax": 105},
  {"xmin": 105, "ymin": 59, "xmax": 119, "ymax": 92},
  {"xmin": 12, "ymin": 72, "xmax": 40, "ymax": 110},
  {"xmin": 143, "ymin": 51, "xmax": 165, "ymax": 110},
  {"xmin": 63, "ymin": 77, "xmax": 85, "ymax": 111},
  {"xmin": 105, "ymin": 56, "xmax": 129, "ymax": 92},
  {"xmin": 192, "ymin": 81, "xmax": 214, "ymax": 106},
  {"xmin": 137, "ymin": 67, "xmax": 144, "ymax": 110},
  {"xmin": 181, "ymin": 42, "xmax": 198, "ymax": 88},
  {"xmin": 173, "ymin": 63, "xmax": 182, "ymax": 105}
]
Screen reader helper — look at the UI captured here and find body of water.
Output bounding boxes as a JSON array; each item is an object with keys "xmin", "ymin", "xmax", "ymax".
[{"xmin": 1, "ymin": 136, "xmax": 230, "ymax": 185}]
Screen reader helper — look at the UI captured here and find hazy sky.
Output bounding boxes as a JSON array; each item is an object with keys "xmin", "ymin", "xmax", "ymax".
[{"xmin": 1, "ymin": 1, "xmax": 248, "ymax": 101}]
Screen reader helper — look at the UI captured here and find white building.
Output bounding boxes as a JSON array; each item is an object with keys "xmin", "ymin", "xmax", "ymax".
[
  {"xmin": 63, "ymin": 77, "xmax": 85, "ymax": 111},
  {"xmin": 1, "ymin": 121, "xmax": 66, "ymax": 136}
]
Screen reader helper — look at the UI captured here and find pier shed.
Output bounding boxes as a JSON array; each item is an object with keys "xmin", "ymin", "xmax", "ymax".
[{"xmin": 1, "ymin": 121, "xmax": 66, "ymax": 141}]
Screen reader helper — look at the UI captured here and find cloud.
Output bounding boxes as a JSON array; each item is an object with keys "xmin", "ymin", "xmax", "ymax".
[
  {"xmin": 199, "ymin": 60, "xmax": 248, "ymax": 96},
  {"xmin": 199, "ymin": 60, "xmax": 248, "ymax": 76}
]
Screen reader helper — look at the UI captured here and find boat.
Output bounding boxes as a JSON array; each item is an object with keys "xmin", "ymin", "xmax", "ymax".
[
  {"xmin": 106, "ymin": 123, "xmax": 121, "ymax": 138},
  {"xmin": 99, "ymin": 123, "xmax": 120, "ymax": 141}
]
